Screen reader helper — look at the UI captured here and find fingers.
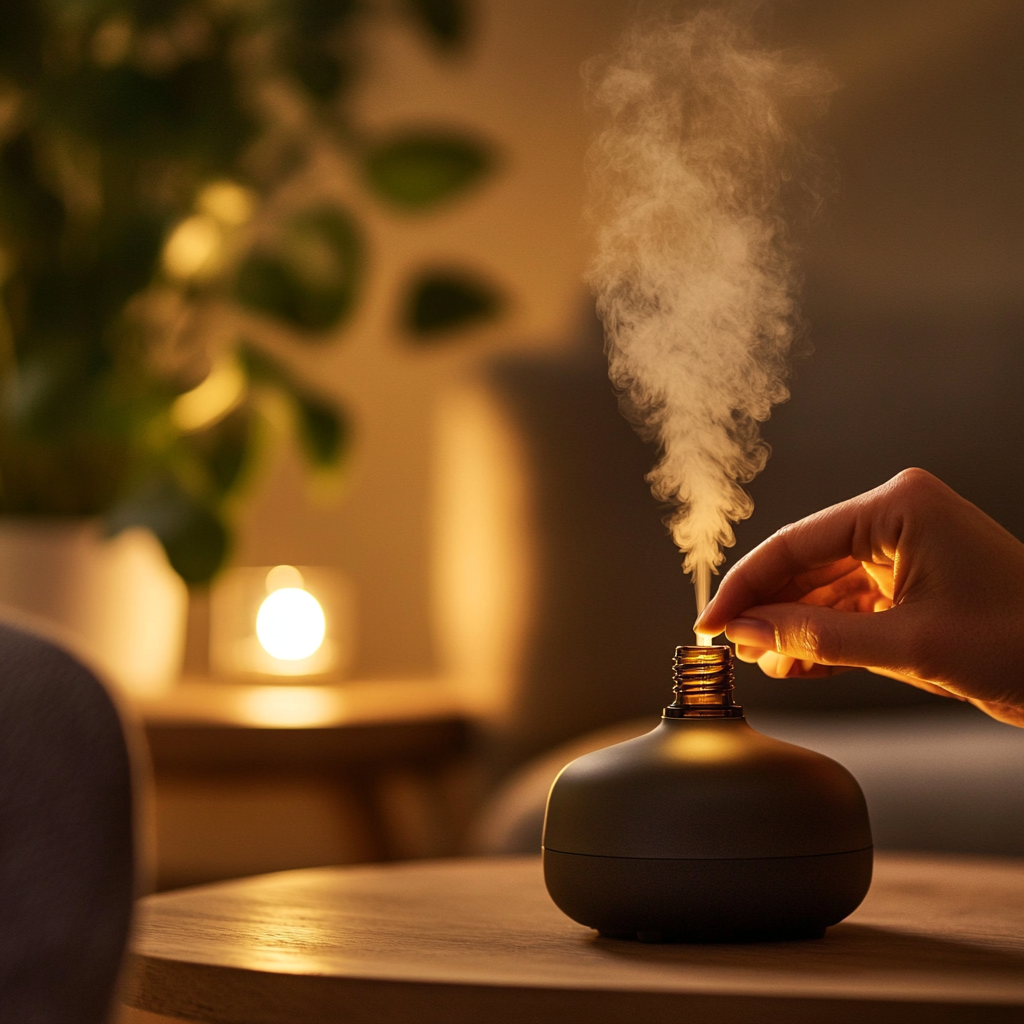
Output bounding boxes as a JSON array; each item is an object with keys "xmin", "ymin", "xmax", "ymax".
[
  {"xmin": 735, "ymin": 641, "xmax": 767, "ymax": 663},
  {"xmin": 692, "ymin": 516, "xmax": 868, "ymax": 634},
  {"xmin": 758, "ymin": 652, "xmax": 795, "ymax": 677},
  {"xmin": 862, "ymin": 561, "xmax": 895, "ymax": 601},
  {"xmin": 738, "ymin": 642, "xmax": 853, "ymax": 678},
  {"xmin": 695, "ymin": 474, "xmax": 917, "ymax": 636},
  {"xmin": 967, "ymin": 700, "xmax": 1024, "ymax": 728},
  {"xmin": 867, "ymin": 669, "xmax": 964, "ymax": 699},
  {"xmin": 800, "ymin": 564, "xmax": 884, "ymax": 610},
  {"xmin": 726, "ymin": 617, "xmax": 775, "ymax": 650},
  {"xmin": 757, "ymin": 654, "xmax": 850, "ymax": 678},
  {"xmin": 689, "ymin": 469, "xmax": 1024, "ymax": 721},
  {"xmin": 723, "ymin": 602, "xmax": 916, "ymax": 675},
  {"xmin": 769, "ymin": 556, "xmax": 867, "ymax": 604}
]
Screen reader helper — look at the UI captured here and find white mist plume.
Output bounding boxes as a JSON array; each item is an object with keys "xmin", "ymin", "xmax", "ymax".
[{"xmin": 585, "ymin": 5, "xmax": 834, "ymax": 615}]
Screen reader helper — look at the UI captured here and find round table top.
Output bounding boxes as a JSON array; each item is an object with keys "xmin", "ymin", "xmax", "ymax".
[{"xmin": 126, "ymin": 852, "xmax": 1024, "ymax": 1024}]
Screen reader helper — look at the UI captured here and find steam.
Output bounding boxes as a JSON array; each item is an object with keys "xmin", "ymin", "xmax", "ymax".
[{"xmin": 584, "ymin": 6, "xmax": 833, "ymax": 627}]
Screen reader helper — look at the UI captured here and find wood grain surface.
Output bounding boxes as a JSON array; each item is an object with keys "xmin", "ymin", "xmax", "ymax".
[
  {"xmin": 140, "ymin": 679, "xmax": 463, "ymax": 728},
  {"xmin": 139, "ymin": 680, "xmax": 469, "ymax": 774},
  {"xmin": 124, "ymin": 852, "xmax": 1024, "ymax": 1024}
]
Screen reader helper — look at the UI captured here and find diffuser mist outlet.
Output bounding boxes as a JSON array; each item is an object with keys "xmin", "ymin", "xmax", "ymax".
[{"xmin": 542, "ymin": 646, "xmax": 873, "ymax": 942}]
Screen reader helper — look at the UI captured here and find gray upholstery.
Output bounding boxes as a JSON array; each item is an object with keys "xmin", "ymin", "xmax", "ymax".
[
  {"xmin": 456, "ymin": 310, "xmax": 1024, "ymax": 863},
  {"xmin": 456, "ymin": 305, "xmax": 1023, "ymax": 783},
  {"xmin": 0, "ymin": 620, "xmax": 136, "ymax": 1023},
  {"xmin": 472, "ymin": 707, "xmax": 1024, "ymax": 858}
]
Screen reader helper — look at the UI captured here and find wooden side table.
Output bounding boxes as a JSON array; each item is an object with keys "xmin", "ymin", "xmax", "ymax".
[
  {"xmin": 138, "ymin": 679, "xmax": 472, "ymax": 885},
  {"xmin": 124, "ymin": 852, "xmax": 1024, "ymax": 1024}
]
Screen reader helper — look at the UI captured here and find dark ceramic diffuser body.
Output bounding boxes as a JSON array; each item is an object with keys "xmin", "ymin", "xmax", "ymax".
[{"xmin": 542, "ymin": 646, "xmax": 873, "ymax": 941}]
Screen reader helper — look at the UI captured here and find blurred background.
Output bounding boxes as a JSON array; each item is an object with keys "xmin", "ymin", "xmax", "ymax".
[{"xmin": 0, "ymin": 0, "xmax": 1021, "ymax": 891}]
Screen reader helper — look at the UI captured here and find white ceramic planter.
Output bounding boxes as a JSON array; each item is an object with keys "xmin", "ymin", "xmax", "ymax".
[{"xmin": 0, "ymin": 518, "xmax": 187, "ymax": 699}]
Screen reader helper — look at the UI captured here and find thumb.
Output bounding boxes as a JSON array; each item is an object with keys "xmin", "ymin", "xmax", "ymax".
[{"xmin": 724, "ymin": 604, "xmax": 915, "ymax": 673}]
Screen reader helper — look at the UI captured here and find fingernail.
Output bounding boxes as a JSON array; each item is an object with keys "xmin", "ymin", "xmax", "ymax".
[
  {"xmin": 724, "ymin": 617, "xmax": 777, "ymax": 650},
  {"xmin": 734, "ymin": 644, "xmax": 763, "ymax": 663},
  {"xmin": 762, "ymin": 653, "xmax": 795, "ymax": 677},
  {"xmin": 692, "ymin": 602, "xmax": 716, "ymax": 634}
]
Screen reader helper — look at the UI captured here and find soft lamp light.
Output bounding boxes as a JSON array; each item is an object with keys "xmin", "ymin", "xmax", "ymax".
[
  {"xmin": 256, "ymin": 587, "xmax": 326, "ymax": 660},
  {"xmin": 210, "ymin": 565, "xmax": 353, "ymax": 681}
]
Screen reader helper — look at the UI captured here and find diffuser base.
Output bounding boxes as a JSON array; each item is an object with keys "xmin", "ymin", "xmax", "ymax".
[{"xmin": 543, "ymin": 847, "xmax": 872, "ymax": 943}]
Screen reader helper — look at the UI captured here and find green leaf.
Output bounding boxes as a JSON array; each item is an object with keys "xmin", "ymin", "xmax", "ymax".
[
  {"xmin": 403, "ymin": 270, "xmax": 502, "ymax": 338},
  {"xmin": 235, "ymin": 208, "xmax": 363, "ymax": 333},
  {"xmin": 3, "ymin": 342, "xmax": 108, "ymax": 437},
  {"xmin": 292, "ymin": 46, "xmax": 348, "ymax": 102},
  {"xmin": 45, "ymin": 51, "xmax": 256, "ymax": 171},
  {"xmin": 237, "ymin": 343, "xmax": 286, "ymax": 387},
  {"xmin": 0, "ymin": 3, "xmax": 45, "ymax": 87},
  {"xmin": 293, "ymin": 392, "xmax": 348, "ymax": 467},
  {"xmin": 0, "ymin": 133, "xmax": 65, "ymax": 257},
  {"xmin": 364, "ymin": 134, "xmax": 491, "ymax": 211},
  {"xmin": 402, "ymin": 0, "xmax": 468, "ymax": 52},
  {"xmin": 186, "ymin": 406, "xmax": 254, "ymax": 497},
  {"xmin": 238, "ymin": 343, "xmax": 348, "ymax": 469},
  {"xmin": 106, "ymin": 475, "xmax": 229, "ymax": 584},
  {"xmin": 283, "ymin": 0, "xmax": 358, "ymax": 101},
  {"xmin": 293, "ymin": 0, "xmax": 360, "ymax": 37},
  {"xmin": 161, "ymin": 506, "xmax": 228, "ymax": 584}
]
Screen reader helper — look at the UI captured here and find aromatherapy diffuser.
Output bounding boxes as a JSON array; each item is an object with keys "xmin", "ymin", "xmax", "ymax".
[{"xmin": 542, "ymin": 645, "xmax": 872, "ymax": 941}]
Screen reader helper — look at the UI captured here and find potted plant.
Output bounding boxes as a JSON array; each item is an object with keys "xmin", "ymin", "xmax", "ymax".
[{"xmin": 0, "ymin": 0, "xmax": 503, "ymax": 696}]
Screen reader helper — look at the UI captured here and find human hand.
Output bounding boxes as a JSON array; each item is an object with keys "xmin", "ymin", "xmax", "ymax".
[{"xmin": 694, "ymin": 469, "xmax": 1024, "ymax": 727}]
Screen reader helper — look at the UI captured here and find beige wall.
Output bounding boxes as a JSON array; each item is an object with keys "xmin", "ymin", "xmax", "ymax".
[
  {"xmin": 231, "ymin": 1, "xmax": 633, "ymax": 679},
  {"xmin": 229, "ymin": 0, "xmax": 1023, "ymax": 682}
]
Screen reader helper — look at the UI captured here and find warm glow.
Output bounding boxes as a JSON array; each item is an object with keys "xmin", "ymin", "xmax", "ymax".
[
  {"xmin": 198, "ymin": 181, "xmax": 255, "ymax": 226},
  {"xmin": 434, "ymin": 384, "xmax": 535, "ymax": 717},
  {"xmin": 170, "ymin": 357, "xmax": 245, "ymax": 432},
  {"xmin": 667, "ymin": 728, "xmax": 743, "ymax": 762},
  {"xmin": 256, "ymin": 588, "xmax": 326, "ymax": 661},
  {"xmin": 696, "ymin": 633, "xmax": 714, "ymax": 646},
  {"xmin": 209, "ymin": 565, "xmax": 351, "ymax": 680},
  {"xmin": 238, "ymin": 686, "xmax": 344, "ymax": 727},
  {"xmin": 162, "ymin": 214, "xmax": 224, "ymax": 279},
  {"xmin": 266, "ymin": 564, "xmax": 304, "ymax": 591}
]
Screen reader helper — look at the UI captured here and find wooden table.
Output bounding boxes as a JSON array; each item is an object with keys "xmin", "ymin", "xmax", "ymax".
[
  {"xmin": 139, "ymin": 679, "xmax": 472, "ymax": 882},
  {"xmin": 141, "ymin": 679, "xmax": 468, "ymax": 775},
  {"xmin": 124, "ymin": 852, "xmax": 1024, "ymax": 1024}
]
